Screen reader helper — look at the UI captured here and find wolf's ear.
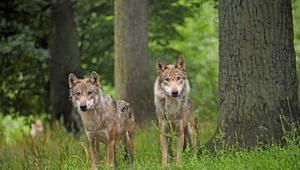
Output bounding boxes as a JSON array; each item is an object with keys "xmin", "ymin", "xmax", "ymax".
[
  {"xmin": 156, "ymin": 58, "xmax": 167, "ymax": 75},
  {"xmin": 175, "ymin": 56, "xmax": 186, "ymax": 72},
  {"xmin": 89, "ymin": 71, "xmax": 101, "ymax": 87},
  {"xmin": 68, "ymin": 73, "xmax": 79, "ymax": 89}
]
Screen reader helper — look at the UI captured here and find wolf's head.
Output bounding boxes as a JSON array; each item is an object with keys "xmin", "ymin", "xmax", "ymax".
[
  {"xmin": 156, "ymin": 56, "xmax": 188, "ymax": 98},
  {"xmin": 68, "ymin": 71, "xmax": 100, "ymax": 112},
  {"xmin": 30, "ymin": 119, "xmax": 44, "ymax": 137}
]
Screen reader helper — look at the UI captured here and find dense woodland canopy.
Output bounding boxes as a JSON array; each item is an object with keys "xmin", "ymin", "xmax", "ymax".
[{"xmin": 0, "ymin": 0, "xmax": 300, "ymax": 147}]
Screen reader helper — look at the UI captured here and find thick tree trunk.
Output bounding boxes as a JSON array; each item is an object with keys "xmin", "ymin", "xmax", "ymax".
[
  {"xmin": 206, "ymin": 0, "xmax": 300, "ymax": 149},
  {"xmin": 49, "ymin": 0, "xmax": 83, "ymax": 131},
  {"xmin": 114, "ymin": 0, "xmax": 155, "ymax": 124}
]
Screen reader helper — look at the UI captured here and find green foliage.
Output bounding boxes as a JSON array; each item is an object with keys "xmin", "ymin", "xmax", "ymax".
[
  {"xmin": 75, "ymin": 0, "xmax": 115, "ymax": 85},
  {"xmin": 0, "ymin": 0, "xmax": 51, "ymax": 116},
  {"xmin": 0, "ymin": 114, "xmax": 30, "ymax": 144},
  {"xmin": 0, "ymin": 114, "xmax": 49, "ymax": 144},
  {"xmin": 149, "ymin": 0, "xmax": 202, "ymax": 77},
  {"xmin": 149, "ymin": 0, "xmax": 194, "ymax": 46}
]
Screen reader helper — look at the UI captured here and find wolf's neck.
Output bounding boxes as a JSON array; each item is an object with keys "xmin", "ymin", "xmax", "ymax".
[
  {"xmin": 164, "ymin": 96, "xmax": 182, "ymax": 114},
  {"xmin": 96, "ymin": 88, "xmax": 113, "ymax": 112}
]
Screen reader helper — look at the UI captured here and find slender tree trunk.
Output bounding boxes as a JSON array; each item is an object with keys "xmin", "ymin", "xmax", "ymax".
[
  {"xmin": 206, "ymin": 0, "xmax": 300, "ymax": 149},
  {"xmin": 114, "ymin": 0, "xmax": 155, "ymax": 124},
  {"xmin": 49, "ymin": 0, "xmax": 83, "ymax": 131}
]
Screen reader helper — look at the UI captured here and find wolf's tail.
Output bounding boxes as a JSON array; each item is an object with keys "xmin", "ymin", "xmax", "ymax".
[
  {"xmin": 123, "ymin": 132, "xmax": 130, "ymax": 162},
  {"xmin": 183, "ymin": 118, "xmax": 203, "ymax": 157},
  {"xmin": 123, "ymin": 131, "xmax": 134, "ymax": 166}
]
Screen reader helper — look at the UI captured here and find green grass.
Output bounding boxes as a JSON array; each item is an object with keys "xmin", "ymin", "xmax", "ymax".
[{"xmin": 1, "ymin": 116, "xmax": 300, "ymax": 170}]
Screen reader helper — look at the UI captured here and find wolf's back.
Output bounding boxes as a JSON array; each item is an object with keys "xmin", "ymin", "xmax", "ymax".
[{"xmin": 116, "ymin": 100, "xmax": 135, "ymax": 121}]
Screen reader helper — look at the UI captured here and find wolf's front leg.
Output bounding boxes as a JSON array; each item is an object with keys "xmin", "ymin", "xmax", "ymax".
[
  {"xmin": 176, "ymin": 132, "xmax": 184, "ymax": 166},
  {"xmin": 160, "ymin": 134, "xmax": 169, "ymax": 166},
  {"xmin": 106, "ymin": 139, "xmax": 115, "ymax": 167},
  {"xmin": 89, "ymin": 138, "xmax": 100, "ymax": 168}
]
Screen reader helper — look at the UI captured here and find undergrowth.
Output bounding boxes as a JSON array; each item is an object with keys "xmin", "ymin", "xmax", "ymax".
[{"xmin": 0, "ymin": 115, "xmax": 300, "ymax": 170}]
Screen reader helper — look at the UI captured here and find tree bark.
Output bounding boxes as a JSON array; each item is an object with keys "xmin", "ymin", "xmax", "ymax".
[
  {"xmin": 49, "ymin": 0, "xmax": 83, "ymax": 131},
  {"xmin": 206, "ymin": 0, "xmax": 300, "ymax": 149},
  {"xmin": 114, "ymin": 0, "xmax": 155, "ymax": 124}
]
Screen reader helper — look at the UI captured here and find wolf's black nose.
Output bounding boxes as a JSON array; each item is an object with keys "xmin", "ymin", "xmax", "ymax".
[
  {"xmin": 171, "ymin": 90, "xmax": 178, "ymax": 97},
  {"xmin": 80, "ymin": 104, "xmax": 87, "ymax": 111}
]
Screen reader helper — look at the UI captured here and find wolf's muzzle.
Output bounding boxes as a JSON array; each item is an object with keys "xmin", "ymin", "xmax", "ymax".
[
  {"xmin": 80, "ymin": 104, "xmax": 88, "ymax": 111},
  {"xmin": 171, "ymin": 90, "xmax": 179, "ymax": 97}
]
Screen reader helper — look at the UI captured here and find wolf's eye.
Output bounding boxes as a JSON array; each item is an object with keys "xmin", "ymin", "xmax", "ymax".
[
  {"xmin": 164, "ymin": 78, "xmax": 170, "ymax": 82},
  {"xmin": 75, "ymin": 92, "xmax": 80, "ymax": 96},
  {"xmin": 177, "ymin": 77, "xmax": 182, "ymax": 81},
  {"xmin": 88, "ymin": 91, "xmax": 93, "ymax": 96}
]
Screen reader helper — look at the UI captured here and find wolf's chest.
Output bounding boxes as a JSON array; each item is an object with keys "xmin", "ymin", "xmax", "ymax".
[
  {"xmin": 78, "ymin": 110, "xmax": 102, "ymax": 128},
  {"xmin": 164, "ymin": 98, "xmax": 182, "ymax": 115},
  {"xmin": 85, "ymin": 129, "xmax": 109, "ymax": 143}
]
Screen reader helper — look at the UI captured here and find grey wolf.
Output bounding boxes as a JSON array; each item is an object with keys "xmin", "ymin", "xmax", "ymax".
[
  {"xmin": 30, "ymin": 119, "xmax": 44, "ymax": 138},
  {"xmin": 154, "ymin": 56, "xmax": 196, "ymax": 166},
  {"xmin": 68, "ymin": 71, "xmax": 136, "ymax": 169}
]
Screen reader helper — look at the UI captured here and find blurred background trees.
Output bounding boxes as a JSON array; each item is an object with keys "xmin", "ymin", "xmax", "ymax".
[
  {"xmin": 0, "ymin": 0, "xmax": 299, "ymax": 136},
  {"xmin": 114, "ymin": 0, "xmax": 154, "ymax": 122},
  {"xmin": 49, "ymin": 0, "xmax": 82, "ymax": 131}
]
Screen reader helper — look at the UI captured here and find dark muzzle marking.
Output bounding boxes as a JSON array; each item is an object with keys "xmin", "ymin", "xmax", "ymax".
[
  {"xmin": 80, "ymin": 104, "xmax": 88, "ymax": 111},
  {"xmin": 171, "ymin": 90, "xmax": 179, "ymax": 97}
]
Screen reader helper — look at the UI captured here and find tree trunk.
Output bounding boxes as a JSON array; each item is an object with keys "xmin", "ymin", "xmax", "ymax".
[
  {"xmin": 114, "ymin": 0, "xmax": 155, "ymax": 124},
  {"xmin": 206, "ymin": 0, "xmax": 300, "ymax": 149},
  {"xmin": 49, "ymin": 0, "xmax": 83, "ymax": 131}
]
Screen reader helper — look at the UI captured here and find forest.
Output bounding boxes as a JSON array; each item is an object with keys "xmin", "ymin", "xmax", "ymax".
[{"xmin": 0, "ymin": 0, "xmax": 300, "ymax": 169}]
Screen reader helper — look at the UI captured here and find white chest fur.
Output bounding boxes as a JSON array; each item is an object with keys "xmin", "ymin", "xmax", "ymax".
[
  {"xmin": 164, "ymin": 97, "xmax": 181, "ymax": 115},
  {"xmin": 79, "ymin": 110, "xmax": 99, "ymax": 125},
  {"xmin": 85, "ymin": 130, "xmax": 109, "ymax": 143}
]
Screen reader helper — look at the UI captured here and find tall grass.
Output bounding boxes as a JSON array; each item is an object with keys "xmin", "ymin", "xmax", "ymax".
[{"xmin": 1, "ymin": 115, "xmax": 300, "ymax": 169}]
